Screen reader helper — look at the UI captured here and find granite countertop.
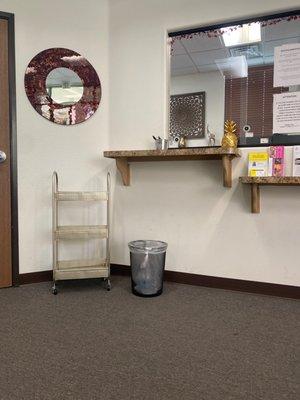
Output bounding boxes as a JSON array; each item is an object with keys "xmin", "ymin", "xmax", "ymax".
[
  {"xmin": 104, "ymin": 147, "xmax": 241, "ymax": 158},
  {"xmin": 240, "ymin": 176, "xmax": 300, "ymax": 184}
]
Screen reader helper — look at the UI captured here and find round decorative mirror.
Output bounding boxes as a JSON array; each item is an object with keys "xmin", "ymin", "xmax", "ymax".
[{"xmin": 24, "ymin": 48, "xmax": 101, "ymax": 125}]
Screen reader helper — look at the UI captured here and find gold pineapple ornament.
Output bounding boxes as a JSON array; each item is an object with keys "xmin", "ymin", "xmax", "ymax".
[{"xmin": 221, "ymin": 120, "xmax": 238, "ymax": 149}]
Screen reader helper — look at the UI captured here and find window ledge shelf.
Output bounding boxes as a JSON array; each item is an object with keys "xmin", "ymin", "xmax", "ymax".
[
  {"xmin": 239, "ymin": 176, "xmax": 300, "ymax": 213},
  {"xmin": 104, "ymin": 147, "xmax": 241, "ymax": 188}
]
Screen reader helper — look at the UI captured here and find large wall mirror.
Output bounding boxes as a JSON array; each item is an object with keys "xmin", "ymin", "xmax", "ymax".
[
  {"xmin": 169, "ymin": 11, "xmax": 300, "ymax": 147},
  {"xmin": 25, "ymin": 48, "xmax": 101, "ymax": 125}
]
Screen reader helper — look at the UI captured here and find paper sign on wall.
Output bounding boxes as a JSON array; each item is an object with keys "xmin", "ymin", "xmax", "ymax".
[
  {"xmin": 274, "ymin": 44, "xmax": 300, "ymax": 87},
  {"xmin": 273, "ymin": 92, "xmax": 300, "ymax": 134}
]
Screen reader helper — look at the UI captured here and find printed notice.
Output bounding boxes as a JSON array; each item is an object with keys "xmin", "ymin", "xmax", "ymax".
[
  {"xmin": 273, "ymin": 92, "xmax": 300, "ymax": 134},
  {"xmin": 274, "ymin": 44, "xmax": 300, "ymax": 87}
]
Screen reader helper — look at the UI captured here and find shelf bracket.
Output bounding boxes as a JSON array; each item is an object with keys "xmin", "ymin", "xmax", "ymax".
[
  {"xmin": 222, "ymin": 155, "xmax": 233, "ymax": 188},
  {"xmin": 116, "ymin": 157, "xmax": 130, "ymax": 186},
  {"xmin": 251, "ymin": 183, "xmax": 260, "ymax": 214}
]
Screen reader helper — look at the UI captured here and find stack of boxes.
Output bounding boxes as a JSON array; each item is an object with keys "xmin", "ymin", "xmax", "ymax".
[{"xmin": 248, "ymin": 146, "xmax": 300, "ymax": 177}]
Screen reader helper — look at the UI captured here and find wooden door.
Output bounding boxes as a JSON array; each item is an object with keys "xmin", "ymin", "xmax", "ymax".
[{"xmin": 0, "ymin": 18, "xmax": 12, "ymax": 288}]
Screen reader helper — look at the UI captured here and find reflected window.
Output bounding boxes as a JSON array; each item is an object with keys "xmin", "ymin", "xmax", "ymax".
[
  {"xmin": 170, "ymin": 12, "xmax": 300, "ymax": 147},
  {"xmin": 46, "ymin": 67, "xmax": 84, "ymax": 106}
]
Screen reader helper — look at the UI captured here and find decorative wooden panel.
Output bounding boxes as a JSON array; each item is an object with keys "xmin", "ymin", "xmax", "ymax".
[{"xmin": 170, "ymin": 92, "xmax": 205, "ymax": 138}]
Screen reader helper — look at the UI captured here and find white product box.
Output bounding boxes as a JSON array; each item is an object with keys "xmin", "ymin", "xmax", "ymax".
[{"xmin": 292, "ymin": 146, "xmax": 300, "ymax": 176}]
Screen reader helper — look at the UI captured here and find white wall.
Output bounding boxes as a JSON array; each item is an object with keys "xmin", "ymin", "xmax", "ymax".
[
  {"xmin": 109, "ymin": 0, "xmax": 300, "ymax": 286},
  {"xmin": 171, "ymin": 71, "xmax": 225, "ymax": 145},
  {"xmin": 1, "ymin": 0, "xmax": 299, "ymax": 286},
  {"xmin": 0, "ymin": 0, "xmax": 110, "ymax": 273}
]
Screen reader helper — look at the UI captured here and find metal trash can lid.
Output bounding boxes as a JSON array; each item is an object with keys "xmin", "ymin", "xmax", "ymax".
[{"xmin": 128, "ymin": 240, "xmax": 168, "ymax": 254}]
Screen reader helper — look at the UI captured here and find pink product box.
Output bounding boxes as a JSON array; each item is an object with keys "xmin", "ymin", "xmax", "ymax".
[{"xmin": 269, "ymin": 146, "xmax": 285, "ymax": 177}]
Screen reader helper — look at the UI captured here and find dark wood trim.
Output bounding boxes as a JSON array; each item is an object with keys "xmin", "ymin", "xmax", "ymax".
[
  {"xmin": 110, "ymin": 264, "xmax": 131, "ymax": 276},
  {"xmin": 163, "ymin": 269, "xmax": 300, "ymax": 300},
  {"xmin": 168, "ymin": 9, "xmax": 300, "ymax": 37},
  {"xmin": 8, "ymin": 14, "xmax": 18, "ymax": 286},
  {"xmin": 19, "ymin": 264, "xmax": 300, "ymax": 300},
  {"xmin": 19, "ymin": 270, "xmax": 52, "ymax": 285},
  {"xmin": 109, "ymin": 265, "xmax": 300, "ymax": 299},
  {"xmin": 0, "ymin": 11, "xmax": 19, "ymax": 286}
]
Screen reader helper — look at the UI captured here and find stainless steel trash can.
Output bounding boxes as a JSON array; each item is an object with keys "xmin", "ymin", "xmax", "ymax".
[{"xmin": 128, "ymin": 240, "xmax": 168, "ymax": 297}]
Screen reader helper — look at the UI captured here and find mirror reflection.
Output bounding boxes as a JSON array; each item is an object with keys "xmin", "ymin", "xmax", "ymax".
[
  {"xmin": 46, "ymin": 67, "xmax": 84, "ymax": 106},
  {"xmin": 170, "ymin": 15, "xmax": 300, "ymax": 147}
]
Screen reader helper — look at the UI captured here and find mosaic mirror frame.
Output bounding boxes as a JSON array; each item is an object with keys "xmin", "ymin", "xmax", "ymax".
[{"xmin": 24, "ymin": 48, "xmax": 101, "ymax": 125}]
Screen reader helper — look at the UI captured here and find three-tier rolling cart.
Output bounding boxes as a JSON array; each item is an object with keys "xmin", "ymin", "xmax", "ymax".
[{"xmin": 52, "ymin": 171, "xmax": 111, "ymax": 294}]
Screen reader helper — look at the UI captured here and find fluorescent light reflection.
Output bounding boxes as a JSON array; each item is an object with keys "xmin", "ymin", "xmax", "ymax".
[{"xmin": 222, "ymin": 22, "xmax": 261, "ymax": 47}]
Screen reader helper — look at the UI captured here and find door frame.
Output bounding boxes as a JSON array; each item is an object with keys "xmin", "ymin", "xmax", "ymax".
[{"xmin": 0, "ymin": 11, "xmax": 19, "ymax": 286}]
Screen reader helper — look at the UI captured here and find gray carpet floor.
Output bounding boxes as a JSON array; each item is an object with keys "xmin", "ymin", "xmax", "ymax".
[{"xmin": 0, "ymin": 276, "xmax": 299, "ymax": 400}]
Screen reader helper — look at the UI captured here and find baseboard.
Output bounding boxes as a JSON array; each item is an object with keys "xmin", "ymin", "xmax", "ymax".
[
  {"xmin": 110, "ymin": 265, "xmax": 300, "ymax": 299},
  {"xmin": 164, "ymin": 270, "xmax": 300, "ymax": 300},
  {"xmin": 18, "ymin": 264, "xmax": 300, "ymax": 299},
  {"xmin": 19, "ymin": 270, "xmax": 52, "ymax": 285}
]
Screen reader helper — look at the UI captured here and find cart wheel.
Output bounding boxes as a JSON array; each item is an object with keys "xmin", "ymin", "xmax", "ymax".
[
  {"xmin": 105, "ymin": 279, "xmax": 111, "ymax": 291},
  {"xmin": 52, "ymin": 287, "xmax": 58, "ymax": 295}
]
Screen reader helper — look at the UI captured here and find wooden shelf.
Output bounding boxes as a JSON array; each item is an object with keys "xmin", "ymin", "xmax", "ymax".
[
  {"xmin": 104, "ymin": 148, "xmax": 241, "ymax": 188},
  {"xmin": 239, "ymin": 176, "xmax": 300, "ymax": 213}
]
